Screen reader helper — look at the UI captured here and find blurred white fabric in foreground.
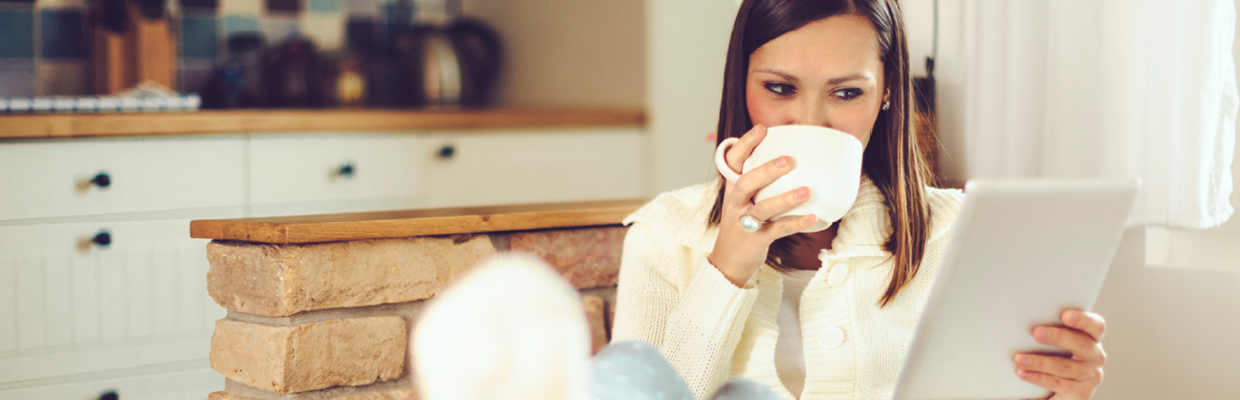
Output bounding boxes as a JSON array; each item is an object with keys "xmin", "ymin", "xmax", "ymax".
[{"xmin": 412, "ymin": 253, "xmax": 593, "ymax": 400}]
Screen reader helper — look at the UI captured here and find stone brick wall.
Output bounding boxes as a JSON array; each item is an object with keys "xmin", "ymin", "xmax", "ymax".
[{"xmin": 204, "ymin": 226, "xmax": 626, "ymax": 400}]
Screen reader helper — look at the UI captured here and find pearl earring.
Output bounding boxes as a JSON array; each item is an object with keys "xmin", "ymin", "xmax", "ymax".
[{"xmin": 882, "ymin": 101, "xmax": 891, "ymax": 111}]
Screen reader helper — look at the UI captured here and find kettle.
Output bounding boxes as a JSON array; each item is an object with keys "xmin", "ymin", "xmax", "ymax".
[{"xmin": 391, "ymin": 18, "xmax": 502, "ymax": 108}]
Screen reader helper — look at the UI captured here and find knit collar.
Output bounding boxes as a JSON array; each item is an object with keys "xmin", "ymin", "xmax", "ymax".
[{"xmin": 818, "ymin": 175, "xmax": 893, "ymax": 260}]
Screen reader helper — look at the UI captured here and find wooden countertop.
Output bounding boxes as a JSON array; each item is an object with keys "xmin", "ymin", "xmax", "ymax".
[
  {"xmin": 190, "ymin": 199, "xmax": 647, "ymax": 244},
  {"xmin": 0, "ymin": 108, "xmax": 645, "ymax": 140}
]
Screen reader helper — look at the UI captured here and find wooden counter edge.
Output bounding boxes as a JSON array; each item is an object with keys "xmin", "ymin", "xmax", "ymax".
[
  {"xmin": 0, "ymin": 108, "xmax": 646, "ymax": 140},
  {"xmin": 189, "ymin": 199, "xmax": 648, "ymax": 244}
]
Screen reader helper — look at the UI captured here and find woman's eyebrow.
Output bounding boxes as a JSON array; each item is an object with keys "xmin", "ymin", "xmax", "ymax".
[
  {"xmin": 754, "ymin": 69, "xmax": 872, "ymax": 86},
  {"xmin": 754, "ymin": 69, "xmax": 799, "ymax": 82},
  {"xmin": 826, "ymin": 74, "xmax": 871, "ymax": 85}
]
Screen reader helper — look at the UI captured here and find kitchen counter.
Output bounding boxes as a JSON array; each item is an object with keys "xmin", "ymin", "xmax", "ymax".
[{"xmin": 0, "ymin": 108, "xmax": 645, "ymax": 140}]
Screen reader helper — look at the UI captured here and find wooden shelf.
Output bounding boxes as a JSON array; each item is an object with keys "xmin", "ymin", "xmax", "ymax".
[
  {"xmin": 0, "ymin": 108, "xmax": 646, "ymax": 140},
  {"xmin": 190, "ymin": 199, "xmax": 647, "ymax": 244}
]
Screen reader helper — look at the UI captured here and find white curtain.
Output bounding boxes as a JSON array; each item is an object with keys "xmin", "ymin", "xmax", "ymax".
[{"xmin": 936, "ymin": 0, "xmax": 1238, "ymax": 229}]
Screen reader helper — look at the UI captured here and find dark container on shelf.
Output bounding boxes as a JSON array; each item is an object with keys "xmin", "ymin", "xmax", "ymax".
[
  {"xmin": 201, "ymin": 33, "xmax": 266, "ymax": 109},
  {"xmin": 262, "ymin": 36, "xmax": 327, "ymax": 108}
]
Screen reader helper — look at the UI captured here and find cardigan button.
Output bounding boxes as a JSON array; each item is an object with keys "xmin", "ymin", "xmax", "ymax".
[
  {"xmin": 827, "ymin": 263, "xmax": 850, "ymax": 287},
  {"xmin": 818, "ymin": 326, "xmax": 846, "ymax": 349}
]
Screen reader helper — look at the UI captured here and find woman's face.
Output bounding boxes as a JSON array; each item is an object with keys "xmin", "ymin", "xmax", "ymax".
[{"xmin": 746, "ymin": 14, "xmax": 886, "ymax": 147}]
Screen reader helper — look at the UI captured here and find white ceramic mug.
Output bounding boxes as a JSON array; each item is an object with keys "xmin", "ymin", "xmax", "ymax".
[{"xmin": 714, "ymin": 125, "xmax": 865, "ymax": 233}]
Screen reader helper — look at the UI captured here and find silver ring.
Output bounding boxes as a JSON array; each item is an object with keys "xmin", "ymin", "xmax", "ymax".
[{"xmin": 739, "ymin": 206, "xmax": 763, "ymax": 233}]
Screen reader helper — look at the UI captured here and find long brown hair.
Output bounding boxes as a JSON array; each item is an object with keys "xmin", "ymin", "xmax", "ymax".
[{"xmin": 707, "ymin": 0, "xmax": 934, "ymax": 306}]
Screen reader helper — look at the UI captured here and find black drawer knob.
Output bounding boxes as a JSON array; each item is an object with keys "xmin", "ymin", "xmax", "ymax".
[
  {"xmin": 90, "ymin": 172, "xmax": 111, "ymax": 188},
  {"xmin": 99, "ymin": 390, "xmax": 119, "ymax": 400},
  {"xmin": 92, "ymin": 231, "xmax": 112, "ymax": 247},
  {"xmin": 437, "ymin": 145, "xmax": 456, "ymax": 159},
  {"xmin": 337, "ymin": 163, "xmax": 356, "ymax": 177}
]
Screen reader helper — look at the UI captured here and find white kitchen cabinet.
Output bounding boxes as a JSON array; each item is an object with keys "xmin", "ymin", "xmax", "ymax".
[
  {"xmin": 0, "ymin": 137, "xmax": 247, "ymax": 222},
  {"xmin": 0, "ymin": 361, "xmax": 219, "ymax": 400},
  {"xmin": 427, "ymin": 127, "xmax": 646, "ymax": 208},
  {"xmin": 249, "ymin": 134, "xmax": 431, "ymax": 217},
  {"xmin": 0, "ymin": 216, "xmax": 233, "ymax": 399}
]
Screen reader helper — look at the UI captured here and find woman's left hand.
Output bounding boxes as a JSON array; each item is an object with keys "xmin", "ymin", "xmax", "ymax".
[{"xmin": 1015, "ymin": 309, "xmax": 1107, "ymax": 400}]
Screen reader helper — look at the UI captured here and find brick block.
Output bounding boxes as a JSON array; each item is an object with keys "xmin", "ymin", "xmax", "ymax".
[
  {"xmin": 583, "ymin": 295, "xmax": 608, "ymax": 354},
  {"xmin": 207, "ymin": 235, "xmax": 496, "ymax": 316},
  {"xmin": 210, "ymin": 317, "xmax": 407, "ymax": 394},
  {"xmin": 509, "ymin": 227, "xmax": 626, "ymax": 289}
]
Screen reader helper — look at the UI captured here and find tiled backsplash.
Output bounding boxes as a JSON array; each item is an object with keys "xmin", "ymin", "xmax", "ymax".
[{"xmin": 0, "ymin": 0, "xmax": 433, "ymax": 97}]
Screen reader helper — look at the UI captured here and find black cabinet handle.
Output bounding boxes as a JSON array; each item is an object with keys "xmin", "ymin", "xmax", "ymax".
[
  {"xmin": 90, "ymin": 172, "xmax": 111, "ymax": 188},
  {"xmin": 337, "ymin": 163, "xmax": 355, "ymax": 177},
  {"xmin": 92, "ymin": 231, "xmax": 112, "ymax": 247},
  {"xmin": 437, "ymin": 145, "xmax": 456, "ymax": 159},
  {"xmin": 99, "ymin": 390, "xmax": 119, "ymax": 400}
]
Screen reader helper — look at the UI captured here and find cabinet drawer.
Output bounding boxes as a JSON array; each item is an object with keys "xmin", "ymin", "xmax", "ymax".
[
  {"xmin": 249, "ymin": 134, "xmax": 429, "ymax": 207},
  {"xmin": 0, "ymin": 217, "xmax": 230, "ymax": 384},
  {"xmin": 0, "ymin": 137, "xmax": 247, "ymax": 221},
  {"xmin": 427, "ymin": 127, "xmax": 645, "ymax": 208},
  {"xmin": 0, "ymin": 364, "xmax": 221, "ymax": 400}
]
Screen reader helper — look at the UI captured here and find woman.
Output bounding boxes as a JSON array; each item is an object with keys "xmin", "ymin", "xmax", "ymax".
[{"xmin": 611, "ymin": 0, "xmax": 1108, "ymax": 399}]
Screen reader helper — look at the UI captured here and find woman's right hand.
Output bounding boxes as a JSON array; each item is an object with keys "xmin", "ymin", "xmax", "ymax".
[{"xmin": 708, "ymin": 124, "xmax": 819, "ymax": 287}]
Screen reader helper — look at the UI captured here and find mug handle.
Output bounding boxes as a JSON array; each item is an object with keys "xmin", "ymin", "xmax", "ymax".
[{"xmin": 714, "ymin": 137, "xmax": 742, "ymax": 183}]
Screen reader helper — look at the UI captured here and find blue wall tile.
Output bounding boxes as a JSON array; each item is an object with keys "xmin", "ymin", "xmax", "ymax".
[
  {"xmin": 0, "ymin": 10, "xmax": 34, "ymax": 58},
  {"xmin": 40, "ymin": 9, "xmax": 86, "ymax": 59},
  {"xmin": 308, "ymin": 0, "xmax": 338, "ymax": 13},
  {"xmin": 343, "ymin": 0, "xmax": 381, "ymax": 19},
  {"xmin": 0, "ymin": 59, "xmax": 37, "ymax": 97},
  {"xmin": 181, "ymin": 16, "xmax": 218, "ymax": 59},
  {"xmin": 263, "ymin": 16, "xmax": 299, "ymax": 44},
  {"xmin": 382, "ymin": 2, "xmax": 411, "ymax": 26},
  {"xmin": 224, "ymin": 15, "xmax": 261, "ymax": 34}
]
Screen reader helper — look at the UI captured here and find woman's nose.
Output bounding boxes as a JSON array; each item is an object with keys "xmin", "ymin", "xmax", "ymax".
[{"xmin": 794, "ymin": 99, "xmax": 835, "ymax": 129}]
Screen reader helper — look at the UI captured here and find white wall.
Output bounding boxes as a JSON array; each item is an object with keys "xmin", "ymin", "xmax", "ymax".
[
  {"xmin": 903, "ymin": 0, "xmax": 937, "ymax": 78},
  {"xmin": 644, "ymin": 0, "xmax": 739, "ymax": 194},
  {"xmin": 462, "ymin": 0, "xmax": 645, "ymax": 109},
  {"xmin": 1092, "ymin": 228, "xmax": 1240, "ymax": 400}
]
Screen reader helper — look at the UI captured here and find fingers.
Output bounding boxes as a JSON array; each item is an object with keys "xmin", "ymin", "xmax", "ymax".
[
  {"xmin": 1015, "ymin": 311, "xmax": 1109, "ymax": 400},
  {"xmin": 1033, "ymin": 326, "xmax": 1106, "ymax": 364},
  {"xmin": 1014, "ymin": 354, "xmax": 1101, "ymax": 382},
  {"xmin": 748, "ymin": 186, "xmax": 810, "ymax": 221},
  {"xmin": 1062, "ymin": 309, "xmax": 1106, "ymax": 342},
  {"xmin": 1015, "ymin": 368, "xmax": 1101, "ymax": 400},
  {"xmin": 724, "ymin": 125, "xmax": 767, "ymax": 176},
  {"xmin": 730, "ymin": 155, "xmax": 794, "ymax": 207},
  {"xmin": 757, "ymin": 214, "xmax": 819, "ymax": 239}
]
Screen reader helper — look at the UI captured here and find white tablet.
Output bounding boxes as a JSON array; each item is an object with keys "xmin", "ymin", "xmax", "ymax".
[{"xmin": 894, "ymin": 179, "xmax": 1139, "ymax": 400}]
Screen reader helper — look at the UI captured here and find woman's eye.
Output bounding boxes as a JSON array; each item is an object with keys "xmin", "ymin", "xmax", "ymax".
[
  {"xmin": 833, "ymin": 88, "xmax": 863, "ymax": 100},
  {"xmin": 764, "ymin": 83, "xmax": 796, "ymax": 95}
]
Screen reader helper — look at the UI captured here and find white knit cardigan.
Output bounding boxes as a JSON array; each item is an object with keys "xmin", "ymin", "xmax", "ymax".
[{"xmin": 612, "ymin": 178, "xmax": 965, "ymax": 400}]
